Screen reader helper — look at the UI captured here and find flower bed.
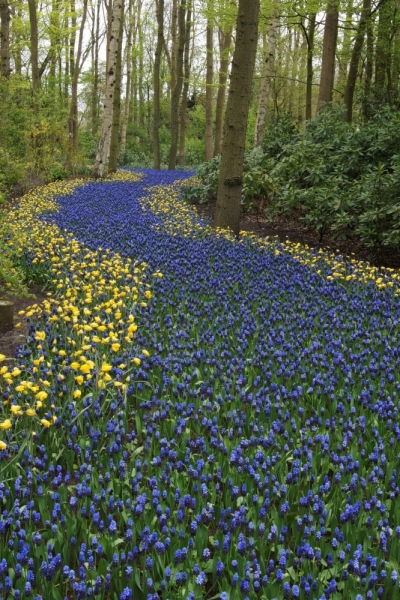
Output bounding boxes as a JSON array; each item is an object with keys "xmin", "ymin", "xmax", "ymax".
[{"xmin": 0, "ymin": 169, "xmax": 400, "ymax": 600}]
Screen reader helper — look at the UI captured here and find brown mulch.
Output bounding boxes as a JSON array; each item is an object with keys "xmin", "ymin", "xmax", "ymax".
[
  {"xmin": 195, "ymin": 200, "xmax": 400, "ymax": 269},
  {"xmin": 0, "ymin": 285, "xmax": 48, "ymax": 359}
]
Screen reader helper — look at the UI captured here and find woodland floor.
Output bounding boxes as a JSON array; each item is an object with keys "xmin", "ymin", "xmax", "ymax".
[
  {"xmin": 0, "ymin": 285, "xmax": 48, "ymax": 357},
  {"xmin": 195, "ymin": 199, "xmax": 400, "ymax": 269}
]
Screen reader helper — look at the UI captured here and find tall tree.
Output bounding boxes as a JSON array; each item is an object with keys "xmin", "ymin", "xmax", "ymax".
[
  {"xmin": 28, "ymin": 0, "xmax": 40, "ymax": 110},
  {"xmin": 305, "ymin": 13, "xmax": 316, "ymax": 119},
  {"xmin": 317, "ymin": 0, "xmax": 339, "ymax": 110},
  {"xmin": 153, "ymin": 0, "xmax": 164, "ymax": 169},
  {"xmin": 168, "ymin": 0, "xmax": 186, "ymax": 169},
  {"xmin": 205, "ymin": 7, "xmax": 214, "ymax": 161},
  {"xmin": 254, "ymin": 0, "xmax": 279, "ymax": 148},
  {"xmin": 0, "ymin": 0, "xmax": 11, "ymax": 77},
  {"xmin": 108, "ymin": 0, "xmax": 125, "ymax": 171},
  {"xmin": 91, "ymin": 0, "xmax": 101, "ymax": 134},
  {"xmin": 68, "ymin": 0, "xmax": 89, "ymax": 152},
  {"xmin": 214, "ymin": 23, "xmax": 232, "ymax": 156},
  {"xmin": 94, "ymin": 0, "xmax": 123, "ymax": 177},
  {"xmin": 343, "ymin": 0, "xmax": 371, "ymax": 122},
  {"xmin": 178, "ymin": 1, "xmax": 192, "ymax": 166},
  {"xmin": 120, "ymin": 0, "xmax": 135, "ymax": 155},
  {"xmin": 214, "ymin": 0, "xmax": 260, "ymax": 234}
]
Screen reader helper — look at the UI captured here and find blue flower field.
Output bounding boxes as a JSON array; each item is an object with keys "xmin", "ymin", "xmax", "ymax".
[{"xmin": 1, "ymin": 169, "xmax": 400, "ymax": 600}]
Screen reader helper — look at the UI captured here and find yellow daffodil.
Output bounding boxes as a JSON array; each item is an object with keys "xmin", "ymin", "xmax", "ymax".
[
  {"xmin": 0, "ymin": 440, "xmax": 7, "ymax": 450},
  {"xmin": 0, "ymin": 419, "xmax": 12, "ymax": 430},
  {"xmin": 40, "ymin": 419, "xmax": 51, "ymax": 428},
  {"xmin": 73, "ymin": 390, "xmax": 82, "ymax": 399},
  {"xmin": 132, "ymin": 357, "xmax": 141, "ymax": 366},
  {"xmin": 26, "ymin": 409, "xmax": 36, "ymax": 417},
  {"xmin": 111, "ymin": 343, "xmax": 120, "ymax": 352}
]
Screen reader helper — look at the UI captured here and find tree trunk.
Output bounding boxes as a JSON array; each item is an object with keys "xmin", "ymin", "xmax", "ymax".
[
  {"xmin": 305, "ymin": 13, "xmax": 316, "ymax": 120},
  {"xmin": 68, "ymin": 0, "xmax": 89, "ymax": 152},
  {"xmin": 168, "ymin": 0, "xmax": 186, "ymax": 169},
  {"xmin": 28, "ymin": 0, "xmax": 40, "ymax": 112},
  {"xmin": 137, "ymin": 0, "xmax": 144, "ymax": 128},
  {"xmin": 254, "ymin": 1, "xmax": 279, "ymax": 148},
  {"xmin": 70, "ymin": 0, "xmax": 76, "ymax": 82},
  {"xmin": 92, "ymin": 0, "xmax": 101, "ymax": 134},
  {"xmin": 108, "ymin": 0, "xmax": 124, "ymax": 172},
  {"xmin": 213, "ymin": 0, "xmax": 260, "ymax": 235},
  {"xmin": 153, "ymin": 0, "xmax": 164, "ymax": 169},
  {"xmin": 0, "ymin": 0, "xmax": 11, "ymax": 77},
  {"xmin": 343, "ymin": 0, "xmax": 370, "ymax": 122},
  {"xmin": 375, "ymin": 0, "xmax": 391, "ymax": 93},
  {"xmin": 364, "ymin": 8, "xmax": 373, "ymax": 99},
  {"xmin": 94, "ymin": 0, "xmax": 123, "ymax": 177},
  {"xmin": 336, "ymin": 0, "xmax": 354, "ymax": 92},
  {"xmin": 178, "ymin": 2, "xmax": 192, "ymax": 167},
  {"xmin": 317, "ymin": 0, "xmax": 339, "ymax": 111},
  {"xmin": 214, "ymin": 25, "xmax": 232, "ymax": 156},
  {"xmin": 205, "ymin": 11, "xmax": 214, "ymax": 161},
  {"xmin": 120, "ymin": 0, "xmax": 134, "ymax": 157}
]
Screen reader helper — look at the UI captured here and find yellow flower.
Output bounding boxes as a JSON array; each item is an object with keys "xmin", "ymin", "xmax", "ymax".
[
  {"xmin": 103, "ymin": 373, "xmax": 112, "ymax": 382},
  {"xmin": 59, "ymin": 350, "xmax": 67, "ymax": 357},
  {"xmin": 0, "ymin": 440, "xmax": 7, "ymax": 450},
  {"xmin": 10, "ymin": 405, "xmax": 21, "ymax": 415},
  {"xmin": 0, "ymin": 419, "xmax": 12, "ymax": 430},
  {"xmin": 0, "ymin": 354, "xmax": 6, "ymax": 362},
  {"xmin": 26, "ymin": 409, "xmax": 36, "ymax": 417},
  {"xmin": 132, "ymin": 357, "xmax": 141, "ymax": 366},
  {"xmin": 36, "ymin": 391, "xmax": 48, "ymax": 401},
  {"xmin": 73, "ymin": 390, "xmax": 82, "ymax": 399},
  {"xmin": 70, "ymin": 362, "xmax": 80, "ymax": 370},
  {"xmin": 79, "ymin": 364, "xmax": 92, "ymax": 374},
  {"xmin": 36, "ymin": 401, "xmax": 43, "ymax": 409},
  {"xmin": 145, "ymin": 290, "xmax": 152, "ymax": 299},
  {"xmin": 35, "ymin": 331, "xmax": 46, "ymax": 341},
  {"xmin": 75, "ymin": 375, "xmax": 84, "ymax": 385},
  {"xmin": 101, "ymin": 362, "xmax": 112, "ymax": 373},
  {"xmin": 111, "ymin": 343, "xmax": 120, "ymax": 352},
  {"xmin": 142, "ymin": 349, "xmax": 150, "ymax": 357},
  {"xmin": 40, "ymin": 419, "xmax": 51, "ymax": 428}
]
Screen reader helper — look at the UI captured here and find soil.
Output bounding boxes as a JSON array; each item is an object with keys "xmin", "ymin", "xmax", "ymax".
[
  {"xmin": 195, "ymin": 199, "xmax": 400, "ymax": 269},
  {"xmin": 0, "ymin": 285, "xmax": 48, "ymax": 359}
]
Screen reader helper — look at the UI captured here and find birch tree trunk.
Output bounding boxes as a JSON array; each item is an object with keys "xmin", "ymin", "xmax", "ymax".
[
  {"xmin": 0, "ymin": 0, "xmax": 11, "ymax": 77},
  {"xmin": 108, "ymin": 0, "xmax": 125, "ymax": 172},
  {"xmin": 254, "ymin": 1, "xmax": 279, "ymax": 148},
  {"xmin": 92, "ymin": 0, "xmax": 101, "ymax": 134},
  {"xmin": 205, "ymin": 9, "xmax": 214, "ymax": 161},
  {"xmin": 214, "ymin": 25, "xmax": 232, "ymax": 156},
  {"xmin": 94, "ymin": 0, "xmax": 123, "ymax": 177},
  {"xmin": 214, "ymin": 0, "xmax": 260, "ymax": 234},
  {"xmin": 317, "ymin": 0, "xmax": 339, "ymax": 111}
]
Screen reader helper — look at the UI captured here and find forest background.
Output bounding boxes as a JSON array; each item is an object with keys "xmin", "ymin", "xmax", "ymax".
[{"xmin": 1, "ymin": 0, "xmax": 400, "ymax": 250}]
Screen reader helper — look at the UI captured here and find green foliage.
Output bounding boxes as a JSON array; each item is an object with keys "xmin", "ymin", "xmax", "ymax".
[
  {"xmin": 187, "ymin": 107, "xmax": 400, "ymax": 249},
  {"xmin": 0, "ymin": 209, "xmax": 32, "ymax": 299}
]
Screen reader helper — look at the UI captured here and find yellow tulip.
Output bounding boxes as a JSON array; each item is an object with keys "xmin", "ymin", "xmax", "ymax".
[
  {"xmin": 111, "ymin": 343, "xmax": 120, "ymax": 352},
  {"xmin": 0, "ymin": 440, "xmax": 7, "ymax": 450},
  {"xmin": 26, "ymin": 409, "xmax": 36, "ymax": 417},
  {"xmin": 40, "ymin": 419, "xmax": 51, "ymax": 428},
  {"xmin": 0, "ymin": 419, "xmax": 12, "ymax": 430}
]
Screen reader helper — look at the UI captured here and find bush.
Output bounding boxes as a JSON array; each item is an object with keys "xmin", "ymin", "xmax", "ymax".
[{"xmin": 186, "ymin": 107, "xmax": 400, "ymax": 249}]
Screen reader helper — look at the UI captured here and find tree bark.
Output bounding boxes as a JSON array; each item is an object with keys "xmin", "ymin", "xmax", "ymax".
[
  {"xmin": 120, "ymin": 0, "xmax": 134, "ymax": 157},
  {"xmin": 92, "ymin": 0, "xmax": 101, "ymax": 134},
  {"xmin": 336, "ymin": 0, "xmax": 354, "ymax": 92},
  {"xmin": 68, "ymin": 0, "xmax": 89, "ymax": 152},
  {"xmin": 153, "ymin": 0, "xmax": 164, "ymax": 169},
  {"xmin": 343, "ymin": 0, "xmax": 371, "ymax": 122},
  {"xmin": 205, "ymin": 10, "xmax": 214, "ymax": 161},
  {"xmin": 94, "ymin": 0, "xmax": 123, "ymax": 177},
  {"xmin": 28, "ymin": 0, "xmax": 40, "ymax": 112},
  {"xmin": 0, "ymin": 0, "xmax": 11, "ymax": 77},
  {"xmin": 375, "ymin": 0, "xmax": 391, "ymax": 92},
  {"xmin": 214, "ymin": 25, "xmax": 232, "ymax": 156},
  {"xmin": 138, "ymin": 0, "xmax": 144, "ymax": 127},
  {"xmin": 213, "ymin": 0, "xmax": 260, "ymax": 235},
  {"xmin": 108, "ymin": 0, "xmax": 125, "ymax": 172},
  {"xmin": 178, "ymin": 2, "xmax": 192, "ymax": 167},
  {"xmin": 168, "ymin": 0, "xmax": 186, "ymax": 169},
  {"xmin": 254, "ymin": 1, "xmax": 279, "ymax": 148},
  {"xmin": 305, "ymin": 13, "xmax": 316, "ymax": 120},
  {"xmin": 317, "ymin": 0, "xmax": 339, "ymax": 111}
]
